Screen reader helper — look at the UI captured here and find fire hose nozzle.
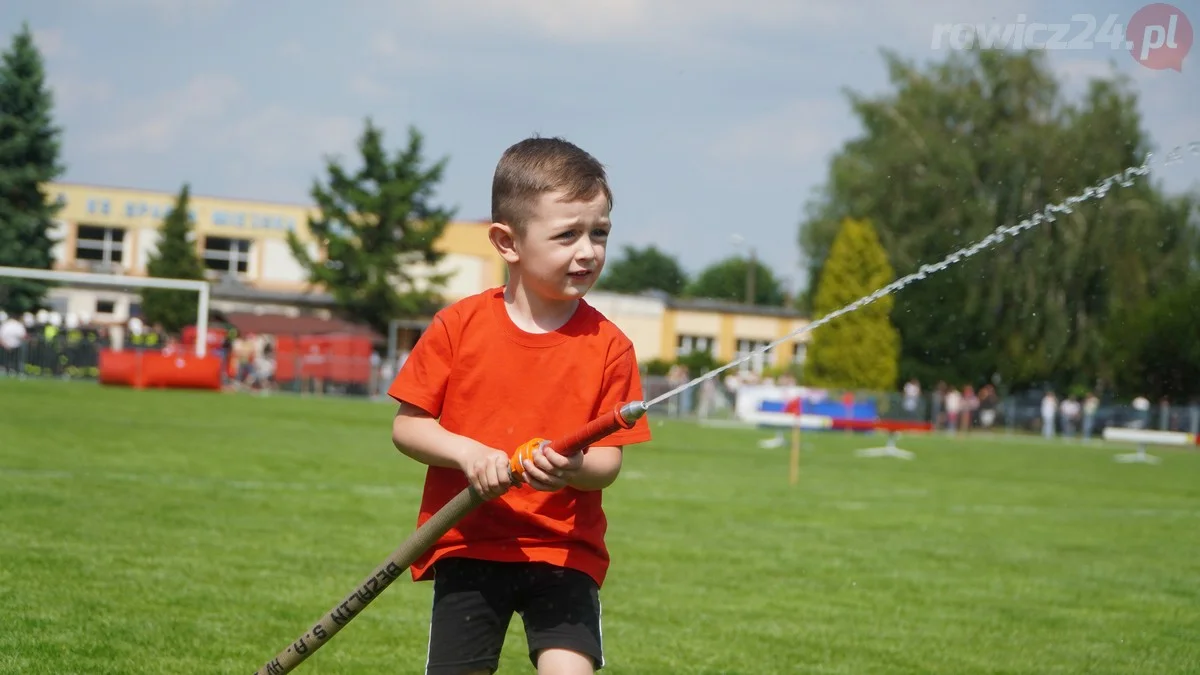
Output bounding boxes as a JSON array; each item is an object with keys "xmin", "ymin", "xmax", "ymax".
[{"xmin": 618, "ymin": 400, "xmax": 649, "ymax": 427}]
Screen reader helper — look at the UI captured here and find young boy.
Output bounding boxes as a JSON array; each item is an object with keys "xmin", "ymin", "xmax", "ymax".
[{"xmin": 389, "ymin": 136, "xmax": 653, "ymax": 675}]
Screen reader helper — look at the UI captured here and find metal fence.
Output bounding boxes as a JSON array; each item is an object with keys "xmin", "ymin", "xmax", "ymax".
[
  {"xmin": 1, "ymin": 333, "xmax": 108, "ymax": 380},
  {"xmin": 5, "ymin": 340, "xmax": 1198, "ymax": 439},
  {"xmin": 645, "ymin": 374, "xmax": 1200, "ymax": 439}
]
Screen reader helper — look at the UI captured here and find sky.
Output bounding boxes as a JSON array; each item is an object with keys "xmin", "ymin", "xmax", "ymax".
[{"xmin": 3, "ymin": 0, "xmax": 1197, "ymax": 295}]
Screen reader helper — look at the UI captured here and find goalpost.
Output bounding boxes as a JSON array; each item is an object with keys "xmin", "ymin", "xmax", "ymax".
[{"xmin": 0, "ymin": 266, "xmax": 211, "ymax": 357}]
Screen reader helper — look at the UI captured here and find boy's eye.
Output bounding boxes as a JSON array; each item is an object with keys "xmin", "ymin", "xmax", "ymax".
[{"xmin": 591, "ymin": 229, "xmax": 609, "ymax": 238}]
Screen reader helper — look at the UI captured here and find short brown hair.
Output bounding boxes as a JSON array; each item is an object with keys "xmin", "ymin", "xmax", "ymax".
[{"xmin": 491, "ymin": 136, "xmax": 612, "ymax": 231}]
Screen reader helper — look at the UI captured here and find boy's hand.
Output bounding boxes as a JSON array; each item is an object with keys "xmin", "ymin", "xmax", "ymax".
[
  {"xmin": 520, "ymin": 444, "xmax": 584, "ymax": 492},
  {"xmin": 460, "ymin": 445, "xmax": 516, "ymax": 500}
]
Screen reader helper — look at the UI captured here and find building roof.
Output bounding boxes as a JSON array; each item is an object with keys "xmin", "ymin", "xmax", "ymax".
[
  {"xmin": 660, "ymin": 294, "xmax": 809, "ymax": 319},
  {"xmin": 220, "ymin": 312, "xmax": 383, "ymax": 340},
  {"xmin": 211, "ymin": 282, "xmax": 337, "ymax": 308}
]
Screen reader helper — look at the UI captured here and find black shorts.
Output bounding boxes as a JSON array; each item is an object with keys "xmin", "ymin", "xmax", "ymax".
[{"xmin": 425, "ymin": 556, "xmax": 604, "ymax": 674}]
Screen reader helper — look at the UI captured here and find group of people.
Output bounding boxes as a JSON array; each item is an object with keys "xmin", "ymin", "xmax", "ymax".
[
  {"xmin": 215, "ymin": 330, "xmax": 276, "ymax": 394},
  {"xmin": 1039, "ymin": 391, "xmax": 1102, "ymax": 439},
  {"xmin": 909, "ymin": 380, "xmax": 1002, "ymax": 432},
  {"xmin": 0, "ymin": 309, "xmax": 116, "ymax": 378}
]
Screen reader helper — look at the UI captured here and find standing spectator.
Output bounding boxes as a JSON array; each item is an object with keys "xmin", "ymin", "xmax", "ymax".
[
  {"xmin": 302, "ymin": 343, "xmax": 326, "ymax": 396},
  {"xmin": 254, "ymin": 341, "xmax": 277, "ymax": 395},
  {"xmin": 944, "ymin": 386, "xmax": 962, "ymax": 433},
  {"xmin": 903, "ymin": 378, "xmax": 921, "ymax": 419},
  {"xmin": 1, "ymin": 312, "xmax": 28, "ymax": 375},
  {"xmin": 665, "ymin": 364, "xmax": 687, "ymax": 417},
  {"xmin": 232, "ymin": 333, "xmax": 256, "ymax": 389},
  {"xmin": 677, "ymin": 364, "xmax": 694, "ymax": 416},
  {"xmin": 978, "ymin": 385, "xmax": 998, "ymax": 430},
  {"xmin": 369, "ymin": 350, "xmax": 383, "ymax": 397},
  {"xmin": 1188, "ymin": 396, "xmax": 1200, "ymax": 436},
  {"xmin": 932, "ymin": 381, "xmax": 947, "ymax": 428},
  {"xmin": 1082, "ymin": 392, "xmax": 1100, "ymax": 441},
  {"xmin": 960, "ymin": 385, "xmax": 978, "ymax": 433},
  {"xmin": 1060, "ymin": 396, "xmax": 1081, "ymax": 437},
  {"xmin": 1041, "ymin": 391, "xmax": 1058, "ymax": 438},
  {"xmin": 1131, "ymin": 395, "xmax": 1151, "ymax": 428},
  {"xmin": 378, "ymin": 356, "xmax": 396, "ymax": 401}
]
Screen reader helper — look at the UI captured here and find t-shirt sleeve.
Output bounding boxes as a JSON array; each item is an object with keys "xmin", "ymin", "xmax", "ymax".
[
  {"xmin": 595, "ymin": 343, "xmax": 653, "ymax": 447},
  {"xmin": 388, "ymin": 313, "xmax": 453, "ymax": 417}
]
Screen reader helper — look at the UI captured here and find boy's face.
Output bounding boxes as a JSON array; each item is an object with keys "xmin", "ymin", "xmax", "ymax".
[{"xmin": 505, "ymin": 188, "xmax": 611, "ymax": 302}]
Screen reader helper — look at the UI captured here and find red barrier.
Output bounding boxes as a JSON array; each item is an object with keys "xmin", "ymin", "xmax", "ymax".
[
  {"xmin": 181, "ymin": 326, "xmax": 228, "ymax": 352},
  {"xmin": 830, "ymin": 418, "xmax": 934, "ymax": 433},
  {"xmin": 98, "ymin": 350, "xmax": 144, "ymax": 388},
  {"xmin": 274, "ymin": 333, "xmax": 373, "ymax": 385},
  {"xmin": 98, "ymin": 349, "xmax": 222, "ymax": 391}
]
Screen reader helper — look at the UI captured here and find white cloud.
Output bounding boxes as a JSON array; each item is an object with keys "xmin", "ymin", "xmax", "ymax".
[
  {"xmin": 225, "ymin": 106, "xmax": 359, "ymax": 167},
  {"xmin": 710, "ymin": 98, "xmax": 851, "ymax": 166},
  {"xmin": 360, "ymin": 0, "xmax": 850, "ymax": 64},
  {"xmin": 389, "ymin": 0, "xmax": 1039, "ymax": 51},
  {"xmin": 278, "ymin": 40, "xmax": 306, "ymax": 62},
  {"xmin": 368, "ymin": 32, "xmax": 445, "ymax": 69},
  {"xmin": 48, "ymin": 73, "xmax": 115, "ymax": 113},
  {"xmin": 348, "ymin": 73, "xmax": 391, "ymax": 99},
  {"xmin": 87, "ymin": 74, "xmax": 241, "ymax": 154},
  {"xmin": 1050, "ymin": 57, "xmax": 1121, "ymax": 95},
  {"xmin": 80, "ymin": 0, "xmax": 233, "ymax": 23},
  {"xmin": 32, "ymin": 28, "xmax": 69, "ymax": 59}
]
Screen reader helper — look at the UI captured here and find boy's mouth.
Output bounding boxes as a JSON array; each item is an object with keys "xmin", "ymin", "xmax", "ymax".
[{"xmin": 568, "ymin": 270, "xmax": 592, "ymax": 278}]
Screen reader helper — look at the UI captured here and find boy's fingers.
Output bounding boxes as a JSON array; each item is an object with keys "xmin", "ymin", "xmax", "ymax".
[
  {"xmin": 533, "ymin": 453, "xmax": 559, "ymax": 472},
  {"xmin": 526, "ymin": 475, "xmax": 563, "ymax": 492},
  {"xmin": 522, "ymin": 459, "xmax": 553, "ymax": 484},
  {"xmin": 541, "ymin": 448, "xmax": 573, "ymax": 469},
  {"xmin": 522, "ymin": 460, "xmax": 568, "ymax": 491},
  {"xmin": 495, "ymin": 460, "xmax": 511, "ymax": 489}
]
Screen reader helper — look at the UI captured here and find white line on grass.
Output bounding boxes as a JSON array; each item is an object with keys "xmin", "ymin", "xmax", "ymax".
[
  {"xmin": 0, "ymin": 466, "xmax": 420, "ymax": 498},
  {"xmin": 5, "ymin": 467, "xmax": 1194, "ymax": 518}
]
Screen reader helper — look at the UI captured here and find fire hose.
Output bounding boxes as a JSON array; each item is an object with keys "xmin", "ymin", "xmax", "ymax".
[{"xmin": 253, "ymin": 401, "xmax": 648, "ymax": 675}]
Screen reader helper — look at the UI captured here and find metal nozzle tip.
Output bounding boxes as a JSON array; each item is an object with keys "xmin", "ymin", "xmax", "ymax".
[{"xmin": 618, "ymin": 400, "xmax": 648, "ymax": 426}]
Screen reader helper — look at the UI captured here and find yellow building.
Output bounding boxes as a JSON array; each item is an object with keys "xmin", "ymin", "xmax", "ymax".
[
  {"xmin": 587, "ymin": 293, "xmax": 808, "ymax": 371},
  {"xmin": 39, "ymin": 182, "xmax": 809, "ymax": 371},
  {"xmin": 44, "ymin": 181, "xmax": 503, "ymax": 322}
]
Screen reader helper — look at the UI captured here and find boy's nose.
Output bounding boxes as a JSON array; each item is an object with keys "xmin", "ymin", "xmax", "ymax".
[{"xmin": 574, "ymin": 241, "xmax": 597, "ymax": 260}]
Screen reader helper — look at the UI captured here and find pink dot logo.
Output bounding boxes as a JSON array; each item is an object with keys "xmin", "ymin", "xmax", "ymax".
[{"xmin": 1127, "ymin": 3, "xmax": 1192, "ymax": 71}]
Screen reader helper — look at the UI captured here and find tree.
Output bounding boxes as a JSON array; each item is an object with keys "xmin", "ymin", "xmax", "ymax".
[
  {"xmin": 288, "ymin": 119, "xmax": 455, "ymax": 336},
  {"xmin": 686, "ymin": 256, "xmax": 786, "ymax": 306},
  {"xmin": 595, "ymin": 244, "xmax": 688, "ymax": 295},
  {"xmin": 804, "ymin": 218, "xmax": 899, "ymax": 390},
  {"xmin": 1108, "ymin": 276, "xmax": 1200, "ymax": 401},
  {"xmin": 0, "ymin": 23, "xmax": 64, "ymax": 314},
  {"xmin": 799, "ymin": 48, "xmax": 1195, "ymax": 391},
  {"xmin": 142, "ymin": 184, "xmax": 205, "ymax": 333}
]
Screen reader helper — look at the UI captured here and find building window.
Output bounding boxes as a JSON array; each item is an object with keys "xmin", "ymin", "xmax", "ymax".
[
  {"xmin": 75, "ymin": 225, "xmax": 125, "ymax": 265},
  {"xmin": 735, "ymin": 338, "xmax": 772, "ymax": 372},
  {"xmin": 95, "ymin": 299, "xmax": 116, "ymax": 315},
  {"xmin": 792, "ymin": 343, "xmax": 807, "ymax": 365},
  {"xmin": 676, "ymin": 334, "xmax": 714, "ymax": 358},
  {"xmin": 203, "ymin": 236, "xmax": 252, "ymax": 275}
]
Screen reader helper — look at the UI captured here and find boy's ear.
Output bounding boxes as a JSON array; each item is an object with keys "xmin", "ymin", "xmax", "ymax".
[{"xmin": 488, "ymin": 222, "xmax": 521, "ymax": 264}]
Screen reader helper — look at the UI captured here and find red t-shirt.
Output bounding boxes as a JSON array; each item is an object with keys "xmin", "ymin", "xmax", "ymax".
[{"xmin": 388, "ymin": 287, "xmax": 653, "ymax": 587}]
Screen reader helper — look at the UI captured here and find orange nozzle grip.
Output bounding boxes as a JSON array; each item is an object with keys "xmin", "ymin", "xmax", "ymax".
[
  {"xmin": 508, "ymin": 438, "xmax": 547, "ymax": 480},
  {"xmin": 508, "ymin": 404, "xmax": 640, "ymax": 480}
]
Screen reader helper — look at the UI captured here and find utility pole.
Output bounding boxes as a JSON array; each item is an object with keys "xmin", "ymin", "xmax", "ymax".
[{"xmin": 745, "ymin": 247, "xmax": 757, "ymax": 305}]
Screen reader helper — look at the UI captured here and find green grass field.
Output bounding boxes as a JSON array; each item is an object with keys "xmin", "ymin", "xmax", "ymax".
[{"xmin": 2, "ymin": 379, "xmax": 1198, "ymax": 674}]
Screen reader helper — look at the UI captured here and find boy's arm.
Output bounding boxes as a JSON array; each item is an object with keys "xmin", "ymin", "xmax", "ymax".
[
  {"xmin": 392, "ymin": 402, "xmax": 514, "ymax": 499},
  {"xmin": 568, "ymin": 445, "xmax": 623, "ymax": 491}
]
